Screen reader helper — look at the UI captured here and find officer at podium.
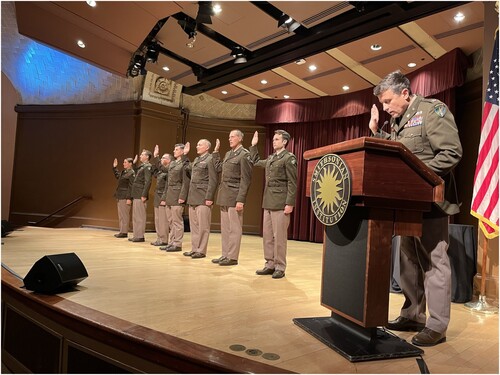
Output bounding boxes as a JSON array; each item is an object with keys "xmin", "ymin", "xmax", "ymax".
[{"xmin": 369, "ymin": 71, "xmax": 462, "ymax": 347}]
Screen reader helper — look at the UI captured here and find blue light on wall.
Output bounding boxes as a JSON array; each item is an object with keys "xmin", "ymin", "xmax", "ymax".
[{"xmin": 5, "ymin": 39, "xmax": 128, "ymax": 104}]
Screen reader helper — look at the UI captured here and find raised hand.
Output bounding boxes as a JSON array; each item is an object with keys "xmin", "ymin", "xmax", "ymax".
[
  {"xmin": 184, "ymin": 142, "xmax": 190, "ymax": 155},
  {"xmin": 154, "ymin": 144, "xmax": 160, "ymax": 158},
  {"xmin": 369, "ymin": 104, "xmax": 380, "ymax": 134},
  {"xmin": 214, "ymin": 138, "xmax": 220, "ymax": 152},
  {"xmin": 251, "ymin": 131, "xmax": 258, "ymax": 146},
  {"xmin": 113, "ymin": 158, "xmax": 118, "ymax": 168},
  {"xmin": 133, "ymin": 154, "xmax": 138, "ymax": 164}
]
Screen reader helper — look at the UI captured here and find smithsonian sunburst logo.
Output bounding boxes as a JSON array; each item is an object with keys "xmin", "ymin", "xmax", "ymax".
[{"xmin": 310, "ymin": 154, "xmax": 351, "ymax": 226}]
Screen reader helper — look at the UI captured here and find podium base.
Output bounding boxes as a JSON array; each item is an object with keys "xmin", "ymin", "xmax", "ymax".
[
  {"xmin": 293, "ymin": 315, "xmax": 423, "ymax": 362},
  {"xmin": 464, "ymin": 295, "xmax": 498, "ymax": 314}
]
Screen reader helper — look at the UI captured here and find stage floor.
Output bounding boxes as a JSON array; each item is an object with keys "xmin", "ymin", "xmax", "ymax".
[{"xmin": 2, "ymin": 226, "xmax": 498, "ymax": 373}]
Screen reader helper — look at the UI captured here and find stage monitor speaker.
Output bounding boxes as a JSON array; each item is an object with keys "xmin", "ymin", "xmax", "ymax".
[{"xmin": 23, "ymin": 253, "xmax": 88, "ymax": 294}]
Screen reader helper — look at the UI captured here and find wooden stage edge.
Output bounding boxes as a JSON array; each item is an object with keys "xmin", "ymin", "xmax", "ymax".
[
  {"xmin": 1, "ymin": 227, "xmax": 499, "ymax": 374},
  {"xmin": 2, "ymin": 268, "xmax": 287, "ymax": 373}
]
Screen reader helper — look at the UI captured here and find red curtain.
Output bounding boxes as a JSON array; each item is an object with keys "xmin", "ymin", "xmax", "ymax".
[{"xmin": 255, "ymin": 48, "xmax": 469, "ymax": 242}]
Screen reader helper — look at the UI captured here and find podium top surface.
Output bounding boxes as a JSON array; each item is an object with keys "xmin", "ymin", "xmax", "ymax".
[{"xmin": 303, "ymin": 137, "xmax": 443, "ymax": 188}]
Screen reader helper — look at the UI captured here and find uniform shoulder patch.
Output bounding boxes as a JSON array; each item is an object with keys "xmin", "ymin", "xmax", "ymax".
[
  {"xmin": 434, "ymin": 103, "xmax": 447, "ymax": 118},
  {"xmin": 290, "ymin": 158, "xmax": 297, "ymax": 166}
]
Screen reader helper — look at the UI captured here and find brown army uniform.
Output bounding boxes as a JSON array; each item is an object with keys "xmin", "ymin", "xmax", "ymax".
[
  {"xmin": 213, "ymin": 146, "xmax": 253, "ymax": 261},
  {"xmin": 130, "ymin": 161, "xmax": 153, "ymax": 240},
  {"xmin": 374, "ymin": 95, "xmax": 462, "ymax": 334},
  {"xmin": 186, "ymin": 153, "xmax": 218, "ymax": 255},
  {"xmin": 113, "ymin": 166, "xmax": 135, "ymax": 234},
  {"xmin": 151, "ymin": 157, "xmax": 169, "ymax": 245},
  {"xmin": 165, "ymin": 155, "xmax": 190, "ymax": 248},
  {"xmin": 250, "ymin": 146, "xmax": 297, "ymax": 272}
]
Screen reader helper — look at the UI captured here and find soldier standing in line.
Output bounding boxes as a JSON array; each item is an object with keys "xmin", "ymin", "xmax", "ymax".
[
  {"xmin": 211, "ymin": 129, "xmax": 253, "ymax": 266},
  {"xmin": 182, "ymin": 139, "xmax": 218, "ymax": 259},
  {"xmin": 249, "ymin": 130, "xmax": 297, "ymax": 279},
  {"xmin": 129, "ymin": 149, "xmax": 153, "ymax": 242},
  {"xmin": 160, "ymin": 144, "xmax": 190, "ymax": 252},
  {"xmin": 112, "ymin": 157, "xmax": 135, "ymax": 238},
  {"xmin": 150, "ymin": 145, "xmax": 172, "ymax": 247}
]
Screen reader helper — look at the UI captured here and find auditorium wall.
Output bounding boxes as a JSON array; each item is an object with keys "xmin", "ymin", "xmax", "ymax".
[
  {"xmin": 1, "ymin": 73, "xmax": 20, "ymax": 219},
  {"xmin": 8, "ymin": 100, "xmax": 265, "ymax": 235}
]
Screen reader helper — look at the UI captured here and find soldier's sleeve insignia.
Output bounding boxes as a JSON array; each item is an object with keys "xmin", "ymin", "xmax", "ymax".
[
  {"xmin": 434, "ymin": 103, "xmax": 447, "ymax": 118},
  {"xmin": 290, "ymin": 157, "xmax": 297, "ymax": 166}
]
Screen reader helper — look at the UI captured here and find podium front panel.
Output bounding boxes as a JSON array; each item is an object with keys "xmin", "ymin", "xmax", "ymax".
[{"xmin": 322, "ymin": 216, "xmax": 367, "ymax": 323}]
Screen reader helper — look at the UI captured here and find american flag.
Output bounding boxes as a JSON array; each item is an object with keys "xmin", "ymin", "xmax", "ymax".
[{"xmin": 471, "ymin": 30, "xmax": 499, "ymax": 239}]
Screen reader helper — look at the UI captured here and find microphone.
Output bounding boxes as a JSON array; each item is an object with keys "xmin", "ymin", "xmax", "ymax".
[{"xmin": 380, "ymin": 120, "xmax": 389, "ymax": 132}]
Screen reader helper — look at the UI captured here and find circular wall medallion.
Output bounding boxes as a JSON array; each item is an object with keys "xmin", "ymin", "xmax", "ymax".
[{"xmin": 310, "ymin": 154, "xmax": 351, "ymax": 226}]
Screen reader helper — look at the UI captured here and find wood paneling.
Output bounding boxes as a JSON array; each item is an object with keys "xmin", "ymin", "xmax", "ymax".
[{"xmin": 10, "ymin": 101, "xmax": 266, "ymax": 235}]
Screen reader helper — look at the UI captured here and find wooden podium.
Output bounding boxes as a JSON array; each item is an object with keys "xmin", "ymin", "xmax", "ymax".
[{"xmin": 293, "ymin": 137, "xmax": 444, "ymax": 362}]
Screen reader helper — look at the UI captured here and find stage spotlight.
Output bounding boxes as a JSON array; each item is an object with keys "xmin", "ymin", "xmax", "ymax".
[
  {"xmin": 278, "ymin": 13, "xmax": 292, "ymax": 28},
  {"xmin": 231, "ymin": 46, "xmax": 247, "ymax": 64},
  {"xmin": 277, "ymin": 13, "xmax": 301, "ymax": 33},
  {"xmin": 196, "ymin": 1, "xmax": 214, "ymax": 24},
  {"xmin": 146, "ymin": 42, "xmax": 160, "ymax": 63},
  {"xmin": 178, "ymin": 18, "xmax": 197, "ymax": 39},
  {"xmin": 128, "ymin": 54, "xmax": 146, "ymax": 77},
  {"xmin": 133, "ymin": 54, "xmax": 146, "ymax": 69}
]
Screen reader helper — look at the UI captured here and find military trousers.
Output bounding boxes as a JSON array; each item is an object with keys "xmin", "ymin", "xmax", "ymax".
[
  {"xmin": 154, "ymin": 206, "xmax": 169, "ymax": 244},
  {"xmin": 132, "ymin": 199, "xmax": 147, "ymax": 239},
  {"xmin": 220, "ymin": 206, "xmax": 243, "ymax": 261},
  {"xmin": 262, "ymin": 209, "xmax": 290, "ymax": 272},
  {"xmin": 189, "ymin": 205, "xmax": 212, "ymax": 255},
  {"xmin": 399, "ymin": 215, "xmax": 451, "ymax": 334},
  {"xmin": 166, "ymin": 205, "xmax": 184, "ymax": 247},
  {"xmin": 117, "ymin": 199, "xmax": 131, "ymax": 234}
]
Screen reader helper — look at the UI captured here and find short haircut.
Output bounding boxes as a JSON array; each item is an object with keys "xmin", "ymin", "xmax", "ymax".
[
  {"xmin": 200, "ymin": 139, "xmax": 211, "ymax": 149},
  {"xmin": 174, "ymin": 143, "xmax": 185, "ymax": 149},
  {"xmin": 274, "ymin": 129, "xmax": 291, "ymax": 145},
  {"xmin": 373, "ymin": 70, "xmax": 412, "ymax": 96},
  {"xmin": 162, "ymin": 153, "xmax": 173, "ymax": 161},
  {"xmin": 141, "ymin": 149, "xmax": 152, "ymax": 160},
  {"xmin": 125, "ymin": 158, "xmax": 134, "ymax": 164},
  {"xmin": 231, "ymin": 129, "xmax": 244, "ymax": 139}
]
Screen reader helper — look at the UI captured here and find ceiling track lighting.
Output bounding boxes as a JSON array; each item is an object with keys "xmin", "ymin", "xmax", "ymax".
[
  {"xmin": 178, "ymin": 18, "xmax": 198, "ymax": 39},
  {"xmin": 127, "ymin": 54, "xmax": 147, "ymax": 77},
  {"xmin": 196, "ymin": 1, "xmax": 215, "ymax": 24},
  {"xmin": 277, "ymin": 13, "xmax": 301, "ymax": 33},
  {"xmin": 146, "ymin": 41, "xmax": 161, "ymax": 63},
  {"xmin": 231, "ymin": 45, "xmax": 247, "ymax": 64}
]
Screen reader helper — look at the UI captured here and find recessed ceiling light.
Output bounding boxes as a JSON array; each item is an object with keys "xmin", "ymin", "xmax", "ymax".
[
  {"xmin": 77, "ymin": 40, "xmax": 86, "ymax": 48},
  {"xmin": 407, "ymin": 62, "xmax": 417, "ymax": 68},
  {"xmin": 370, "ymin": 44, "xmax": 382, "ymax": 51},
  {"xmin": 261, "ymin": 79, "xmax": 268, "ymax": 85},
  {"xmin": 283, "ymin": 95, "xmax": 290, "ymax": 99},
  {"xmin": 221, "ymin": 90, "xmax": 228, "ymax": 95},
  {"xmin": 213, "ymin": 4, "xmax": 222, "ymax": 14},
  {"xmin": 162, "ymin": 66, "xmax": 170, "ymax": 71},
  {"xmin": 86, "ymin": 0, "xmax": 96, "ymax": 7},
  {"xmin": 454, "ymin": 12, "xmax": 465, "ymax": 22},
  {"xmin": 295, "ymin": 59, "xmax": 306, "ymax": 65},
  {"xmin": 342, "ymin": 85, "xmax": 350, "ymax": 91},
  {"xmin": 308, "ymin": 65, "xmax": 317, "ymax": 72}
]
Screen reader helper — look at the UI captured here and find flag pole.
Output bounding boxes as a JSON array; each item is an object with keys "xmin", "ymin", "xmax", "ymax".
[{"xmin": 464, "ymin": 231, "xmax": 498, "ymax": 314}]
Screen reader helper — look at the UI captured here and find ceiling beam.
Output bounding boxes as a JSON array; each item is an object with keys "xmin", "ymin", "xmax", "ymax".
[{"xmin": 172, "ymin": 1, "xmax": 469, "ymax": 95}]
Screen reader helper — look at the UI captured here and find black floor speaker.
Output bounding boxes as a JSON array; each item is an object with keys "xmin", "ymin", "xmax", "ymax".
[{"xmin": 23, "ymin": 253, "xmax": 88, "ymax": 294}]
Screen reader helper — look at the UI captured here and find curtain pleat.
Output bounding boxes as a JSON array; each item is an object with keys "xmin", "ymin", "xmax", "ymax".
[{"xmin": 255, "ymin": 48, "xmax": 469, "ymax": 242}]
